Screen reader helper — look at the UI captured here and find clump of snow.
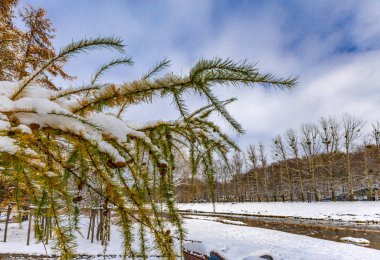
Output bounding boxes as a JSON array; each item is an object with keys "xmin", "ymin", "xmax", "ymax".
[
  {"xmin": 184, "ymin": 215, "xmax": 246, "ymax": 226},
  {"xmin": 45, "ymin": 171, "xmax": 58, "ymax": 177},
  {"xmin": 29, "ymin": 159, "xmax": 46, "ymax": 168},
  {"xmin": 242, "ymin": 250, "xmax": 276, "ymax": 260},
  {"xmin": 340, "ymin": 237, "xmax": 370, "ymax": 245},
  {"xmin": 19, "ymin": 84, "xmax": 56, "ymax": 99},
  {"xmin": 0, "ymin": 80, "xmax": 22, "ymax": 97},
  {"xmin": 0, "ymin": 113, "xmax": 11, "ymax": 130},
  {"xmin": 183, "ymin": 241, "xmax": 209, "ymax": 256},
  {"xmin": 24, "ymin": 148, "xmax": 38, "ymax": 156},
  {"xmin": 89, "ymin": 114, "xmax": 145, "ymax": 142},
  {"xmin": 0, "ymin": 136, "xmax": 19, "ymax": 154},
  {"xmin": 218, "ymin": 219, "xmax": 246, "ymax": 225},
  {"xmin": 13, "ymin": 124, "xmax": 32, "ymax": 134}
]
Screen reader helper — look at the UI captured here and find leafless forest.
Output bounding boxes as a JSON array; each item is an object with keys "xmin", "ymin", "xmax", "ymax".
[{"xmin": 176, "ymin": 114, "xmax": 380, "ymax": 203}]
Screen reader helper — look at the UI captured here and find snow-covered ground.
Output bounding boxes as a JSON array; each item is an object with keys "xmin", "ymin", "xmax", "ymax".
[
  {"xmin": 1, "ymin": 215, "xmax": 380, "ymax": 259},
  {"xmin": 0, "ymin": 219, "xmax": 128, "ymax": 257},
  {"xmin": 177, "ymin": 202, "xmax": 380, "ymax": 222},
  {"xmin": 185, "ymin": 218, "xmax": 380, "ymax": 260}
]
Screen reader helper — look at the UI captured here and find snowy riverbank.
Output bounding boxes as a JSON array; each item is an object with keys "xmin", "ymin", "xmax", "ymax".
[
  {"xmin": 185, "ymin": 218, "xmax": 380, "ymax": 260},
  {"xmin": 1, "ymin": 215, "xmax": 380, "ymax": 259},
  {"xmin": 177, "ymin": 201, "xmax": 380, "ymax": 222}
]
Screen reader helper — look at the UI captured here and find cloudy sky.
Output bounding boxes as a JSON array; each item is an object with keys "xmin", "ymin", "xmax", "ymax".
[{"xmin": 21, "ymin": 0, "xmax": 380, "ymax": 151}]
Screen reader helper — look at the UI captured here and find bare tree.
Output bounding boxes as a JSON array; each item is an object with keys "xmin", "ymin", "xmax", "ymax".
[
  {"xmin": 361, "ymin": 136, "xmax": 373, "ymax": 200},
  {"xmin": 231, "ymin": 152, "xmax": 245, "ymax": 202},
  {"xmin": 285, "ymin": 128, "xmax": 305, "ymax": 201},
  {"xmin": 342, "ymin": 114, "xmax": 365, "ymax": 200},
  {"xmin": 258, "ymin": 142, "xmax": 269, "ymax": 202},
  {"xmin": 300, "ymin": 123, "xmax": 321, "ymax": 201},
  {"xmin": 213, "ymin": 159, "xmax": 228, "ymax": 202},
  {"xmin": 273, "ymin": 135, "xmax": 293, "ymax": 202},
  {"xmin": 319, "ymin": 116, "xmax": 340, "ymax": 200},
  {"xmin": 371, "ymin": 121, "xmax": 380, "ymax": 158},
  {"xmin": 247, "ymin": 144, "xmax": 261, "ymax": 201},
  {"xmin": 371, "ymin": 121, "xmax": 380, "ymax": 194}
]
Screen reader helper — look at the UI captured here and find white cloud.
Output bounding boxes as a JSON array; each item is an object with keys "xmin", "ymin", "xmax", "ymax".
[{"xmin": 20, "ymin": 0, "xmax": 380, "ymax": 153}]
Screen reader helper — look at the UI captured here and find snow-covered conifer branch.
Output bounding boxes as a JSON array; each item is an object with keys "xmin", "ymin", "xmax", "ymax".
[{"xmin": 0, "ymin": 37, "xmax": 295, "ymax": 257}]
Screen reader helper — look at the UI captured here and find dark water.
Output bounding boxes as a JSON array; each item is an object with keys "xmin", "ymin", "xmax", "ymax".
[{"xmin": 181, "ymin": 212, "xmax": 380, "ymax": 250}]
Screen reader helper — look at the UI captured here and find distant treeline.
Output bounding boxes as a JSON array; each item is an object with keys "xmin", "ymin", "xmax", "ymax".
[{"xmin": 175, "ymin": 114, "xmax": 380, "ymax": 202}]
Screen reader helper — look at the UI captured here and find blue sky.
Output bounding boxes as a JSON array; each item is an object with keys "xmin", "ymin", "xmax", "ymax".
[{"xmin": 21, "ymin": 0, "xmax": 380, "ymax": 152}]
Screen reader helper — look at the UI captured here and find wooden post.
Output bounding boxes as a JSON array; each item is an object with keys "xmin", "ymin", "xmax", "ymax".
[
  {"xmin": 108, "ymin": 209, "xmax": 111, "ymax": 241},
  {"xmin": 96, "ymin": 209, "xmax": 102, "ymax": 242},
  {"xmin": 45, "ymin": 217, "xmax": 49, "ymax": 244},
  {"xmin": 41, "ymin": 215, "xmax": 45, "ymax": 237},
  {"xmin": 34, "ymin": 216, "xmax": 37, "ymax": 238},
  {"xmin": 96, "ymin": 210, "xmax": 99, "ymax": 241},
  {"xmin": 27, "ymin": 211, "xmax": 32, "ymax": 246},
  {"xmin": 49, "ymin": 217, "xmax": 52, "ymax": 239},
  {"xmin": 3, "ymin": 205, "xmax": 12, "ymax": 242},
  {"xmin": 91, "ymin": 209, "xmax": 96, "ymax": 243},
  {"xmin": 99, "ymin": 209, "xmax": 104, "ymax": 244},
  {"xmin": 87, "ymin": 209, "xmax": 93, "ymax": 240}
]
